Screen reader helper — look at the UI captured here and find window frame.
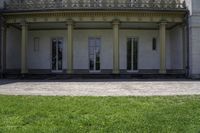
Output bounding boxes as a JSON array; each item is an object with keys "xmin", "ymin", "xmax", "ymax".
[
  {"xmin": 152, "ymin": 37, "xmax": 157, "ymax": 51},
  {"xmin": 126, "ymin": 37, "xmax": 139, "ymax": 73},
  {"xmin": 88, "ymin": 37, "xmax": 101, "ymax": 73},
  {"xmin": 33, "ymin": 37, "xmax": 40, "ymax": 52}
]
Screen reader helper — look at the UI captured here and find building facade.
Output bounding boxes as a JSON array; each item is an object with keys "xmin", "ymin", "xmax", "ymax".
[
  {"xmin": 187, "ymin": 0, "xmax": 200, "ymax": 78},
  {"xmin": 0, "ymin": 0, "xmax": 196, "ymax": 77}
]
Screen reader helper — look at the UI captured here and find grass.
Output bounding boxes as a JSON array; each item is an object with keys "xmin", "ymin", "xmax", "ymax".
[{"xmin": 0, "ymin": 96, "xmax": 200, "ymax": 133}]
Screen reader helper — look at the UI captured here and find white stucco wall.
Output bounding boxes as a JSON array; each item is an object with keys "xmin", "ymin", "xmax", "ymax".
[
  {"xmin": 6, "ymin": 27, "xmax": 21, "ymax": 69},
  {"xmin": 6, "ymin": 29, "xmax": 183, "ymax": 72},
  {"xmin": 120, "ymin": 30, "xmax": 171, "ymax": 70},
  {"xmin": 189, "ymin": 27, "xmax": 200, "ymax": 75},
  {"xmin": 29, "ymin": 30, "xmax": 113, "ymax": 70},
  {"xmin": 170, "ymin": 26, "xmax": 183, "ymax": 69},
  {"xmin": 188, "ymin": 0, "xmax": 200, "ymax": 77},
  {"xmin": 74, "ymin": 30, "xmax": 113, "ymax": 70},
  {"xmin": 74, "ymin": 29, "xmax": 174, "ymax": 70},
  {"xmin": 10, "ymin": 30, "xmax": 178, "ymax": 69},
  {"xmin": 29, "ymin": 30, "xmax": 67, "ymax": 70}
]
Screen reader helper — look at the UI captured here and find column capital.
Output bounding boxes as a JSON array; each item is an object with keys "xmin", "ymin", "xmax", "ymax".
[
  {"xmin": 0, "ymin": 17, "xmax": 6, "ymax": 24},
  {"xmin": 181, "ymin": 22, "xmax": 187, "ymax": 27},
  {"xmin": 159, "ymin": 21, "xmax": 168, "ymax": 26},
  {"xmin": 1, "ymin": 24, "xmax": 7, "ymax": 30},
  {"xmin": 20, "ymin": 21, "xmax": 28, "ymax": 27},
  {"xmin": 67, "ymin": 19, "xmax": 74, "ymax": 25},
  {"xmin": 112, "ymin": 19, "xmax": 120, "ymax": 25},
  {"xmin": 1, "ymin": 22, "xmax": 8, "ymax": 29}
]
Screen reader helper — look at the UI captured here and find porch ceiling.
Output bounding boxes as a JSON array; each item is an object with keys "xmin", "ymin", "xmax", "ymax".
[{"xmin": 19, "ymin": 22, "xmax": 178, "ymax": 30}]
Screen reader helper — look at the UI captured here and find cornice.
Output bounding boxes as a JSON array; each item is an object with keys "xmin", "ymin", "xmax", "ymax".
[
  {"xmin": 3, "ymin": 11, "xmax": 186, "ymax": 24},
  {"xmin": 3, "ymin": 10, "xmax": 186, "ymax": 17}
]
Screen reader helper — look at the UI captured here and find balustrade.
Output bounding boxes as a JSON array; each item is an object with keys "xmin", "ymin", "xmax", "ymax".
[{"xmin": 4, "ymin": 0, "xmax": 187, "ymax": 11}]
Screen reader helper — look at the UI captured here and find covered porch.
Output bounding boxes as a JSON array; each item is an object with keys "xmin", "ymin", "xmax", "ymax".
[
  {"xmin": 1, "ymin": 10, "xmax": 188, "ymax": 76},
  {"xmin": 1, "ymin": 0, "xmax": 188, "ymax": 75}
]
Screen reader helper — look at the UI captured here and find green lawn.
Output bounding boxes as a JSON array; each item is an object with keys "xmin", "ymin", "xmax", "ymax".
[{"xmin": 0, "ymin": 96, "xmax": 200, "ymax": 133}]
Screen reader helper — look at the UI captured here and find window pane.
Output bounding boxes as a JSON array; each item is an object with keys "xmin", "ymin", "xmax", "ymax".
[
  {"xmin": 89, "ymin": 47, "xmax": 94, "ymax": 55},
  {"xmin": 133, "ymin": 39, "xmax": 138, "ymax": 70},
  {"xmin": 34, "ymin": 37, "xmax": 39, "ymax": 52},
  {"xmin": 127, "ymin": 38, "xmax": 132, "ymax": 70},
  {"xmin": 95, "ymin": 38, "xmax": 101, "ymax": 47},
  {"xmin": 58, "ymin": 40, "xmax": 63, "ymax": 70},
  {"xmin": 96, "ymin": 47, "xmax": 100, "ymax": 71},
  {"xmin": 89, "ymin": 38, "xmax": 101, "ymax": 71},
  {"xmin": 89, "ymin": 39, "xmax": 95, "ymax": 47},
  {"xmin": 52, "ymin": 39, "xmax": 57, "ymax": 70},
  {"xmin": 89, "ymin": 55, "xmax": 94, "ymax": 70},
  {"xmin": 89, "ymin": 38, "xmax": 95, "ymax": 70},
  {"xmin": 152, "ymin": 38, "xmax": 157, "ymax": 50}
]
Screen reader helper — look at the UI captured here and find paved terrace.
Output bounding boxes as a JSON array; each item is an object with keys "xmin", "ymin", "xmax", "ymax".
[{"xmin": 0, "ymin": 79, "xmax": 199, "ymax": 96}]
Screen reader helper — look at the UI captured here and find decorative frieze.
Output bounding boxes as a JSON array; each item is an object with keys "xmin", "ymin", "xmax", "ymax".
[{"xmin": 4, "ymin": 11, "xmax": 185, "ymax": 24}]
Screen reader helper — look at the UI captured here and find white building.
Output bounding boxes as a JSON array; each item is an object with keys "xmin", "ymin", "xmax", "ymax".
[
  {"xmin": 187, "ymin": 0, "xmax": 200, "ymax": 78},
  {"xmin": 0, "ymin": 0, "xmax": 199, "ymax": 78}
]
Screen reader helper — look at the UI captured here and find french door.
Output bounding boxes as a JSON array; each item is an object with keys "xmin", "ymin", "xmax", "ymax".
[
  {"xmin": 127, "ymin": 37, "xmax": 138, "ymax": 71},
  {"xmin": 51, "ymin": 38, "xmax": 63, "ymax": 72},
  {"xmin": 88, "ymin": 37, "xmax": 101, "ymax": 72}
]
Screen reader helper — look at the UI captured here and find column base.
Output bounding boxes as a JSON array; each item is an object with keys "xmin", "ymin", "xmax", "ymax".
[
  {"xmin": 159, "ymin": 70, "xmax": 167, "ymax": 74},
  {"xmin": 112, "ymin": 70, "xmax": 120, "ymax": 74},
  {"xmin": 21, "ymin": 70, "xmax": 28, "ymax": 74},
  {"xmin": 67, "ymin": 70, "xmax": 74, "ymax": 74}
]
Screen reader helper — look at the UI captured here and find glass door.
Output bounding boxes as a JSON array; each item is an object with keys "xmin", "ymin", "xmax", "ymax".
[
  {"xmin": 88, "ymin": 37, "xmax": 101, "ymax": 72},
  {"xmin": 51, "ymin": 38, "xmax": 63, "ymax": 72},
  {"xmin": 127, "ymin": 37, "xmax": 138, "ymax": 72}
]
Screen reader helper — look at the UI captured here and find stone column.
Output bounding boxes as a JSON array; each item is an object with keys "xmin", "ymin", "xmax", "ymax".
[
  {"xmin": 21, "ymin": 22, "xmax": 28, "ymax": 74},
  {"xmin": 159, "ymin": 22, "xmax": 167, "ymax": 74},
  {"xmin": 112, "ymin": 20, "xmax": 120, "ymax": 74},
  {"xmin": 67, "ymin": 20, "xmax": 74, "ymax": 74}
]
